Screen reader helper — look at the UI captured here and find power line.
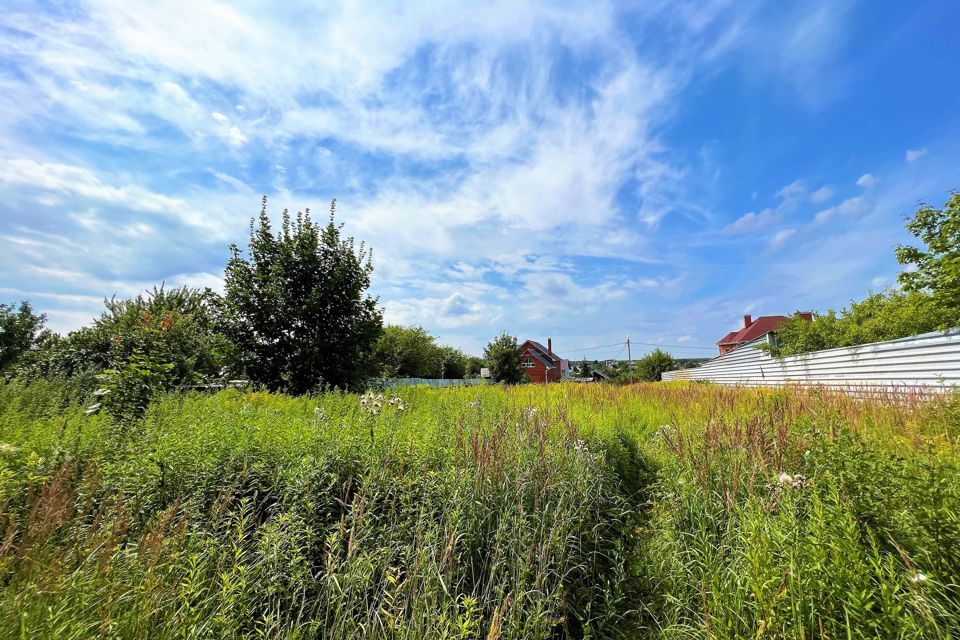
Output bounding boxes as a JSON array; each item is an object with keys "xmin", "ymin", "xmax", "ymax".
[
  {"xmin": 555, "ymin": 341, "xmax": 625, "ymax": 355},
  {"xmin": 556, "ymin": 339, "xmax": 715, "ymax": 356},
  {"xmin": 631, "ymin": 341, "xmax": 715, "ymax": 351}
]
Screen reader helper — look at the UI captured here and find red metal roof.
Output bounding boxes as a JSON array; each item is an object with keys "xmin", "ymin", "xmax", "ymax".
[
  {"xmin": 716, "ymin": 331, "xmax": 739, "ymax": 346},
  {"xmin": 717, "ymin": 316, "xmax": 789, "ymax": 347}
]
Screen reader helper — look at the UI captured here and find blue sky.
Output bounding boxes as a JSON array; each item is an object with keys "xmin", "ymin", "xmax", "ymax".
[{"xmin": 1, "ymin": 0, "xmax": 959, "ymax": 359}]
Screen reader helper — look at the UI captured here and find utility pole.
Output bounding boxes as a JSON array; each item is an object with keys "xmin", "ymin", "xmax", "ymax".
[{"xmin": 626, "ymin": 336, "xmax": 631, "ymax": 371}]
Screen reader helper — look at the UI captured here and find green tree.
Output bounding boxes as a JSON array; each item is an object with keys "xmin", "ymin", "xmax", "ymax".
[
  {"xmin": 372, "ymin": 325, "xmax": 439, "ymax": 378},
  {"xmin": 0, "ymin": 301, "xmax": 48, "ymax": 373},
  {"xmin": 769, "ymin": 290, "xmax": 950, "ymax": 357},
  {"xmin": 466, "ymin": 356, "xmax": 485, "ymax": 377},
  {"xmin": 437, "ymin": 345, "xmax": 468, "ymax": 379},
  {"xmin": 221, "ymin": 197, "xmax": 382, "ymax": 393},
  {"xmin": 579, "ymin": 359, "xmax": 592, "ymax": 377},
  {"xmin": 635, "ymin": 348, "xmax": 676, "ymax": 382},
  {"xmin": 896, "ymin": 192, "xmax": 960, "ymax": 325},
  {"xmin": 483, "ymin": 331, "xmax": 524, "ymax": 384}
]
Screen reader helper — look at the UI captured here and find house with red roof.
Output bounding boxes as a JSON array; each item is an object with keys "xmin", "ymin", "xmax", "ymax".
[
  {"xmin": 716, "ymin": 313, "xmax": 811, "ymax": 355},
  {"xmin": 518, "ymin": 338, "xmax": 567, "ymax": 383}
]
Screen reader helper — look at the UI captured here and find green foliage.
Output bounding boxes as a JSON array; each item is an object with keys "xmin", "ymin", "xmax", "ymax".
[
  {"xmin": 579, "ymin": 358, "xmax": 592, "ymax": 377},
  {"xmin": 94, "ymin": 350, "xmax": 175, "ymax": 423},
  {"xmin": 221, "ymin": 197, "xmax": 383, "ymax": 393},
  {"xmin": 896, "ymin": 192, "xmax": 960, "ymax": 320},
  {"xmin": 483, "ymin": 331, "xmax": 524, "ymax": 384},
  {"xmin": 0, "ymin": 382, "xmax": 959, "ymax": 637},
  {"xmin": 634, "ymin": 348, "xmax": 676, "ymax": 382},
  {"xmin": 769, "ymin": 290, "xmax": 950, "ymax": 356},
  {"xmin": 466, "ymin": 355, "xmax": 485, "ymax": 377},
  {"xmin": 771, "ymin": 193, "xmax": 960, "ymax": 357},
  {"xmin": 16, "ymin": 286, "xmax": 230, "ymax": 392},
  {"xmin": 0, "ymin": 301, "xmax": 47, "ymax": 373},
  {"xmin": 372, "ymin": 325, "xmax": 470, "ymax": 379},
  {"xmin": 1, "ymin": 382, "xmax": 958, "ymax": 638}
]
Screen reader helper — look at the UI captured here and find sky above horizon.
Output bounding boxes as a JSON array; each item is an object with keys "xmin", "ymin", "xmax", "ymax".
[{"xmin": 2, "ymin": 0, "xmax": 959, "ymax": 359}]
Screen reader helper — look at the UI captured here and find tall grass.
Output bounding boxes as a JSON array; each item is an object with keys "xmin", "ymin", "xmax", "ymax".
[{"xmin": 0, "ymin": 380, "xmax": 957, "ymax": 638}]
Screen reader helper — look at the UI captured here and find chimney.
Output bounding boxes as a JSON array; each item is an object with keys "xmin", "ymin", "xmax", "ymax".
[
  {"xmin": 743, "ymin": 314, "xmax": 753, "ymax": 328},
  {"xmin": 798, "ymin": 311, "xmax": 813, "ymax": 322},
  {"xmin": 547, "ymin": 338, "xmax": 553, "ymax": 354}
]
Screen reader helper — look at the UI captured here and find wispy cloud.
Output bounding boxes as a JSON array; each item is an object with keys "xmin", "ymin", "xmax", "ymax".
[
  {"xmin": 905, "ymin": 148, "xmax": 927, "ymax": 163},
  {"xmin": 767, "ymin": 228, "xmax": 796, "ymax": 251},
  {"xmin": 856, "ymin": 173, "xmax": 879, "ymax": 189},
  {"xmin": 811, "ymin": 195, "xmax": 872, "ymax": 226},
  {"xmin": 0, "ymin": 0, "xmax": 955, "ymax": 355},
  {"xmin": 809, "ymin": 186, "xmax": 834, "ymax": 203}
]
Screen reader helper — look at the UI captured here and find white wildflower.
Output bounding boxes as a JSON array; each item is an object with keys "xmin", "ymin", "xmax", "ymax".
[
  {"xmin": 0, "ymin": 443, "xmax": 18, "ymax": 454},
  {"xmin": 911, "ymin": 573, "xmax": 928, "ymax": 583},
  {"xmin": 777, "ymin": 472, "xmax": 794, "ymax": 486}
]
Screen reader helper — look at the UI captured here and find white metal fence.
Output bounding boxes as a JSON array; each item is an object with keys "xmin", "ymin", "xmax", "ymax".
[
  {"xmin": 383, "ymin": 377, "xmax": 490, "ymax": 389},
  {"xmin": 662, "ymin": 328, "xmax": 960, "ymax": 394}
]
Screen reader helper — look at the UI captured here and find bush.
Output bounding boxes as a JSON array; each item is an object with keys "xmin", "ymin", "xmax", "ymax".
[{"xmin": 632, "ymin": 348, "xmax": 676, "ymax": 382}]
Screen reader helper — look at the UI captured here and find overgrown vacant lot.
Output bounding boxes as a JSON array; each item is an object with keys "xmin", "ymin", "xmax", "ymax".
[{"xmin": 0, "ymin": 381, "xmax": 957, "ymax": 639}]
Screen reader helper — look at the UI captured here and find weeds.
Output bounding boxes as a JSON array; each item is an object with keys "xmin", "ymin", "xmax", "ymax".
[{"xmin": 0, "ymin": 380, "xmax": 956, "ymax": 638}]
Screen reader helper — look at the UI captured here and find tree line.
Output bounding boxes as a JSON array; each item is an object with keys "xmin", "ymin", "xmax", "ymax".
[
  {"xmin": 3, "ymin": 192, "xmax": 956, "ymax": 408},
  {"xmin": 0, "ymin": 198, "xmax": 483, "ymax": 420}
]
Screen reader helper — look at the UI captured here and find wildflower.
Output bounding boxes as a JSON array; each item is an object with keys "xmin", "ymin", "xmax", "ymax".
[
  {"xmin": 0, "ymin": 443, "xmax": 17, "ymax": 455},
  {"xmin": 359, "ymin": 391, "xmax": 386, "ymax": 416},
  {"xmin": 912, "ymin": 573, "xmax": 928, "ymax": 583},
  {"xmin": 776, "ymin": 472, "xmax": 808, "ymax": 490},
  {"xmin": 314, "ymin": 406, "xmax": 328, "ymax": 421}
]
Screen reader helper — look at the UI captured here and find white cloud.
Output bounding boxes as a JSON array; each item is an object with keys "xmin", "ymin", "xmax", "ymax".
[
  {"xmin": 725, "ymin": 208, "xmax": 777, "ymax": 234},
  {"xmin": 767, "ymin": 228, "xmax": 796, "ymax": 251},
  {"xmin": 905, "ymin": 148, "xmax": 927, "ymax": 163},
  {"xmin": 0, "ymin": 0, "xmax": 873, "ymax": 351},
  {"xmin": 809, "ymin": 185, "xmax": 833, "ymax": 203},
  {"xmin": 856, "ymin": 173, "xmax": 878, "ymax": 189},
  {"xmin": 811, "ymin": 195, "xmax": 872, "ymax": 226}
]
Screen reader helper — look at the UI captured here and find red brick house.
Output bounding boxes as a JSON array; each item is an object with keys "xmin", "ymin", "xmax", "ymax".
[
  {"xmin": 518, "ymin": 338, "xmax": 563, "ymax": 383},
  {"xmin": 716, "ymin": 313, "xmax": 812, "ymax": 355}
]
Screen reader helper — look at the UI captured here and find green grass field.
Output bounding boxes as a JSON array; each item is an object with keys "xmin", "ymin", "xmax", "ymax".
[{"xmin": 0, "ymin": 381, "xmax": 957, "ymax": 639}]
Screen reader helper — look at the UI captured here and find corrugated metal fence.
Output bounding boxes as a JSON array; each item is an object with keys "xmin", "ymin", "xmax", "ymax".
[{"xmin": 662, "ymin": 328, "xmax": 960, "ymax": 394}]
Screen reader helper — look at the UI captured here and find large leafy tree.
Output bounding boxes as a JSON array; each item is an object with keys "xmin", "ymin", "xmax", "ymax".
[
  {"xmin": 896, "ymin": 192, "xmax": 960, "ymax": 324},
  {"xmin": 483, "ymin": 331, "xmax": 524, "ymax": 384},
  {"xmin": 0, "ymin": 301, "xmax": 48, "ymax": 373},
  {"xmin": 222, "ymin": 198, "xmax": 382, "ymax": 393}
]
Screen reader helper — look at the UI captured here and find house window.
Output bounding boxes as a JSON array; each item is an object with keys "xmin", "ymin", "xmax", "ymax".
[{"xmin": 522, "ymin": 360, "xmax": 535, "ymax": 368}]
